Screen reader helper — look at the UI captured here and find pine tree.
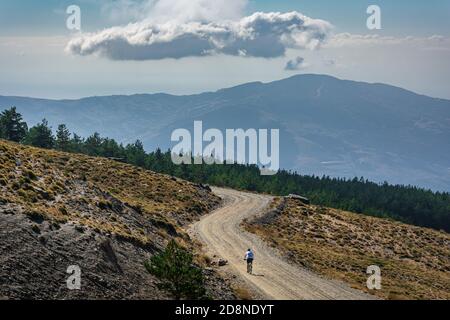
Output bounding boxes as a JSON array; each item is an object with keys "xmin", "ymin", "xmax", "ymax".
[
  {"xmin": 23, "ymin": 119, "xmax": 54, "ymax": 149},
  {"xmin": 100, "ymin": 138, "xmax": 123, "ymax": 158},
  {"xmin": 0, "ymin": 107, "xmax": 28, "ymax": 142},
  {"xmin": 125, "ymin": 140, "xmax": 146, "ymax": 166},
  {"xmin": 144, "ymin": 240, "xmax": 206, "ymax": 300},
  {"xmin": 84, "ymin": 132, "xmax": 103, "ymax": 156},
  {"xmin": 55, "ymin": 124, "xmax": 71, "ymax": 151},
  {"xmin": 70, "ymin": 133, "xmax": 84, "ymax": 153}
]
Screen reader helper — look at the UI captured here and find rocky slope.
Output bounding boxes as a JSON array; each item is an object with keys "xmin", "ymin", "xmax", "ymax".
[
  {"xmin": 0, "ymin": 140, "xmax": 234, "ymax": 299},
  {"xmin": 244, "ymin": 197, "xmax": 450, "ymax": 300}
]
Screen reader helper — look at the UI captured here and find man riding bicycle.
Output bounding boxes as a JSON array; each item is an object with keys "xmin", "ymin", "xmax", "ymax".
[{"xmin": 244, "ymin": 249, "xmax": 254, "ymax": 274}]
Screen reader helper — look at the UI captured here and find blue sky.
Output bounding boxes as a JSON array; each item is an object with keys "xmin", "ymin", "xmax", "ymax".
[
  {"xmin": 2, "ymin": 0, "xmax": 449, "ymax": 35},
  {"xmin": 252, "ymin": 0, "xmax": 450, "ymax": 35},
  {"xmin": 0, "ymin": 0, "xmax": 449, "ymax": 99}
]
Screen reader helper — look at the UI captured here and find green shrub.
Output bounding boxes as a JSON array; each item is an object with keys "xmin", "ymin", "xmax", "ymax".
[
  {"xmin": 144, "ymin": 240, "xmax": 206, "ymax": 300},
  {"xmin": 97, "ymin": 200, "xmax": 112, "ymax": 210},
  {"xmin": 24, "ymin": 170, "xmax": 38, "ymax": 181},
  {"xmin": 31, "ymin": 224, "xmax": 41, "ymax": 234},
  {"xmin": 11, "ymin": 182, "xmax": 20, "ymax": 190}
]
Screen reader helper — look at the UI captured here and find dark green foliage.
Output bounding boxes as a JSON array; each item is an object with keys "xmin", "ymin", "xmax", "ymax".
[
  {"xmin": 125, "ymin": 140, "xmax": 146, "ymax": 167},
  {"xmin": 55, "ymin": 124, "xmax": 71, "ymax": 151},
  {"xmin": 144, "ymin": 240, "xmax": 206, "ymax": 300},
  {"xmin": 69, "ymin": 133, "xmax": 84, "ymax": 153},
  {"xmin": 0, "ymin": 107, "xmax": 28, "ymax": 142},
  {"xmin": 23, "ymin": 119, "xmax": 54, "ymax": 149},
  {"xmin": 83, "ymin": 132, "xmax": 103, "ymax": 156}
]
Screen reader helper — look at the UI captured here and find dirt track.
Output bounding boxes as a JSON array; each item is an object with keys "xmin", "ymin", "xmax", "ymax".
[{"xmin": 190, "ymin": 187, "xmax": 377, "ymax": 300}]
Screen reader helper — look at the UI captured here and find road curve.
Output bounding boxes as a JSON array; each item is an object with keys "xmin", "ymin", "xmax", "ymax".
[{"xmin": 190, "ymin": 187, "xmax": 377, "ymax": 300}]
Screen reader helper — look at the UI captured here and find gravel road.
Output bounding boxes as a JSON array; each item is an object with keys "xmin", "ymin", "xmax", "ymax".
[{"xmin": 190, "ymin": 187, "xmax": 377, "ymax": 300}]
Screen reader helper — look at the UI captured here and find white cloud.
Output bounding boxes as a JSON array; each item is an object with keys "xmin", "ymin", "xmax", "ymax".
[{"xmin": 66, "ymin": 11, "xmax": 332, "ymax": 60}]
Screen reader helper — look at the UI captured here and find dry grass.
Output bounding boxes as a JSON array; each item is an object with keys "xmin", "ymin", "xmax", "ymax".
[
  {"xmin": 232, "ymin": 285, "xmax": 253, "ymax": 300},
  {"xmin": 195, "ymin": 253, "xmax": 213, "ymax": 267},
  {"xmin": 244, "ymin": 197, "xmax": 450, "ymax": 300}
]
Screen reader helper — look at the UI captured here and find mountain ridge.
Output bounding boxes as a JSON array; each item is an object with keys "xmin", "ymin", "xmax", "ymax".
[
  {"xmin": 1, "ymin": 74, "xmax": 449, "ymax": 191},
  {"xmin": 3, "ymin": 74, "xmax": 448, "ymax": 101}
]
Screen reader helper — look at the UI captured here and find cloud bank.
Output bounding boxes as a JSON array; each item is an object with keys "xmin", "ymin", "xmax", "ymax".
[
  {"xmin": 66, "ymin": 11, "xmax": 332, "ymax": 60},
  {"xmin": 326, "ymin": 33, "xmax": 450, "ymax": 48}
]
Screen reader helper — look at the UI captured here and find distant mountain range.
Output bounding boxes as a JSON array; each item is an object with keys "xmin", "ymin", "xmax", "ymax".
[{"xmin": 1, "ymin": 74, "xmax": 449, "ymax": 191}]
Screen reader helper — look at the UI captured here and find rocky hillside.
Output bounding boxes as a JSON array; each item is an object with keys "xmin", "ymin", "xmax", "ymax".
[
  {"xmin": 244, "ymin": 197, "xmax": 450, "ymax": 300},
  {"xmin": 0, "ymin": 140, "xmax": 234, "ymax": 299}
]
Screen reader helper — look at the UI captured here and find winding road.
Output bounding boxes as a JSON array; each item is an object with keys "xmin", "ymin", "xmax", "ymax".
[{"xmin": 190, "ymin": 187, "xmax": 376, "ymax": 300}]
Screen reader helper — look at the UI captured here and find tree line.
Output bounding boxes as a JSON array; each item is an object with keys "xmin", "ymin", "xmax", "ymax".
[{"xmin": 1, "ymin": 107, "xmax": 449, "ymax": 232}]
